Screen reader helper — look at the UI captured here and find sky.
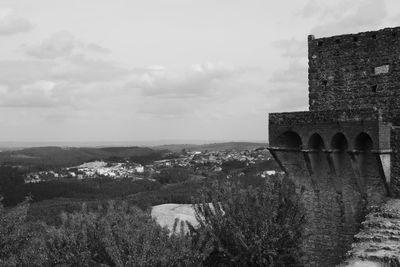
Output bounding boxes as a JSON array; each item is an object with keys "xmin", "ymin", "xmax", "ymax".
[{"xmin": 0, "ymin": 0, "xmax": 399, "ymax": 144}]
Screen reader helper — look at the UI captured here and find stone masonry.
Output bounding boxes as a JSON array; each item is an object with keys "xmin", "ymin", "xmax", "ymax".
[{"xmin": 268, "ymin": 27, "xmax": 400, "ymax": 266}]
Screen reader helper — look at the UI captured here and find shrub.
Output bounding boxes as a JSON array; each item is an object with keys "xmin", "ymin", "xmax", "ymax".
[
  {"xmin": 153, "ymin": 167, "xmax": 192, "ymax": 184},
  {"xmin": 43, "ymin": 201, "xmax": 203, "ymax": 266},
  {"xmin": 0, "ymin": 166, "xmax": 26, "ymax": 206},
  {"xmin": 0, "ymin": 196, "xmax": 47, "ymax": 266},
  {"xmin": 191, "ymin": 176, "xmax": 305, "ymax": 266}
]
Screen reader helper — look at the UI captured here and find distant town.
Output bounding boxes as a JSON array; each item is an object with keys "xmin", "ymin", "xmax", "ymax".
[{"xmin": 24, "ymin": 147, "xmax": 279, "ymax": 183}]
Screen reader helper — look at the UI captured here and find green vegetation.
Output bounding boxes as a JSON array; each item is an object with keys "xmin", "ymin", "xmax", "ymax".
[
  {"xmin": 154, "ymin": 142, "xmax": 267, "ymax": 153},
  {"xmin": 153, "ymin": 167, "xmax": 193, "ymax": 184},
  {"xmin": 0, "ymin": 200, "xmax": 204, "ymax": 266},
  {"xmin": 0, "ymin": 165, "xmax": 162, "ymax": 207},
  {"xmin": 128, "ymin": 179, "xmax": 206, "ymax": 210},
  {"xmin": 192, "ymin": 177, "xmax": 305, "ymax": 266},
  {"xmin": 0, "ymin": 142, "xmax": 305, "ymax": 266},
  {"xmin": 0, "ymin": 146, "xmax": 171, "ymax": 169},
  {"xmin": 0, "ymin": 174, "xmax": 305, "ymax": 266}
]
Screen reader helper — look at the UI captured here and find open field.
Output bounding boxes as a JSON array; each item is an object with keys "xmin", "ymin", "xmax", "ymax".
[{"xmin": 151, "ymin": 203, "xmax": 198, "ymax": 232}]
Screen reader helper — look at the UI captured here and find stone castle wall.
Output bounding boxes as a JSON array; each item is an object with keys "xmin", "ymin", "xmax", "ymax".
[
  {"xmin": 271, "ymin": 149, "xmax": 386, "ymax": 266},
  {"xmin": 268, "ymin": 109, "xmax": 390, "ymax": 266},
  {"xmin": 268, "ymin": 26, "xmax": 400, "ymax": 266},
  {"xmin": 308, "ymin": 27, "xmax": 400, "ymax": 123}
]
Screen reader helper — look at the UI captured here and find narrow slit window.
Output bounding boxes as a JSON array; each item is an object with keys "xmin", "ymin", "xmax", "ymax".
[{"xmin": 374, "ymin": 65, "xmax": 389, "ymax": 75}]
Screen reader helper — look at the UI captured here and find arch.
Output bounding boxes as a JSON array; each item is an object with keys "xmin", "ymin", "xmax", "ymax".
[
  {"xmin": 307, "ymin": 133, "xmax": 327, "ymax": 176},
  {"xmin": 330, "ymin": 133, "xmax": 350, "ymax": 179},
  {"xmin": 354, "ymin": 132, "xmax": 374, "ymax": 180},
  {"xmin": 354, "ymin": 132, "xmax": 373, "ymax": 151},
  {"xmin": 331, "ymin": 132, "xmax": 348, "ymax": 151},
  {"xmin": 275, "ymin": 131, "xmax": 302, "ymax": 149},
  {"xmin": 308, "ymin": 133, "xmax": 325, "ymax": 150}
]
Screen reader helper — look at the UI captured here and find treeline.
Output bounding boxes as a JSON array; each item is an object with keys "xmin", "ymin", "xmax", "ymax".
[
  {"xmin": 0, "ymin": 166, "xmax": 163, "ymax": 207},
  {"xmin": 0, "ymin": 146, "xmax": 175, "ymax": 170},
  {"xmin": 0, "ymin": 176, "xmax": 305, "ymax": 266}
]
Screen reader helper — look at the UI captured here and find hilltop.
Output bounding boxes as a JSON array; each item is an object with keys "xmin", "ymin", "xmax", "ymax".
[
  {"xmin": 153, "ymin": 141, "xmax": 266, "ymax": 153},
  {"xmin": 0, "ymin": 146, "xmax": 167, "ymax": 169}
]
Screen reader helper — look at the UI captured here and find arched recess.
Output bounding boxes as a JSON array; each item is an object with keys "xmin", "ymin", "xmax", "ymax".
[
  {"xmin": 354, "ymin": 132, "xmax": 373, "ymax": 151},
  {"xmin": 354, "ymin": 132, "xmax": 373, "ymax": 178},
  {"xmin": 271, "ymin": 131, "xmax": 303, "ymax": 175},
  {"xmin": 352, "ymin": 132, "xmax": 389, "ymax": 200},
  {"xmin": 331, "ymin": 133, "xmax": 349, "ymax": 175},
  {"xmin": 308, "ymin": 133, "xmax": 326, "ymax": 176},
  {"xmin": 275, "ymin": 131, "xmax": 302, "ymax": 149}
]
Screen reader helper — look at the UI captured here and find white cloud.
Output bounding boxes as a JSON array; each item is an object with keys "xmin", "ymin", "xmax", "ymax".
[
  {"xmin": 86, "ymin": 43, "xmax": 111, "ymax": 54},
  {"xmin": 300, "ymin": 0, "xmax": 388, "ymax": 37},
  {"xmin": 271, "ymin": 38, "xmax": 307, "ymax": 59},
  {"xmin": 50, "ymin": 54, "xmax": 130, "ymax": 83},
  {"xmin": 0, "ymin": 31, "xmax": 128, "ymax": 108},
  {"xmin": 0, "ymin": 80, "xmax": 59, "ymax": 107},
  {"xmin": 0, "ymin": 60, "xmax": 54, "ymax": 85},
  {"xmin": 25, "ymin": 31, "xmax": 76, "ymax": 59},
  {"xmin": 0, "ymin": 8, "xmax": 33, "ymax": 35},
  {"xmin": 25, "ymin": 31, "xmax": 112, "ymax": 59},
  {"xmin": 127, "ymin": 62, "xmax": 243, "ymax": 99}
]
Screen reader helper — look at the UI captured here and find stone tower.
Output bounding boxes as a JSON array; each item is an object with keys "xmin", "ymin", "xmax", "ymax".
[{"xmin": 268, "ymin": 27, "xmax": 400, "ymax": 266}]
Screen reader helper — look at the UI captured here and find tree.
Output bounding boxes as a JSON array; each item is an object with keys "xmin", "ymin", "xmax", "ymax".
[
  {"xmin": 153, "ymin": 167, "xmax": 191, "ymax": 184},
  {"xmin": 191, "ymin": 175, "xmax": 305, "ymax": 266},
  {"xmin": 0, "ymin": 197, "xmax": 47, "ymax": 266},
  {"xmin": 0, "ymin": 166, "xmax": 26, "ymax": 206}
]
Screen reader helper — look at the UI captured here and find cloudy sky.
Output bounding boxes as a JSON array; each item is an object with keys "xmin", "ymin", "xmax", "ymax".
[{"xmin": 0, "ymin": 0, "xmax": 399, "ymax": 144}]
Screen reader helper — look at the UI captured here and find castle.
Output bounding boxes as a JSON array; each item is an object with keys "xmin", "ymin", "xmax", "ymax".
[{"xmin": 268, "ymin": 27, "xmax": 400, "ymax": 266}]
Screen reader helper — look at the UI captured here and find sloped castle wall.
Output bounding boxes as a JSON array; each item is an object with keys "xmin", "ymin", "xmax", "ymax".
[{"xmin": 268, "ymin": 109, "xmax": 390, "ymax": 266}]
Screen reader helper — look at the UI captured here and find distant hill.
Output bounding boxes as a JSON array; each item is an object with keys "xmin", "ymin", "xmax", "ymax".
[
  {"xmin": 153, "ymin": 142, "xmax": 267, "ymax": 153},
  {"xmin": 0, "ymin": 146, "xmax": 167, "ymax": 169},
  {"xmin": 0, "ymin": 142, "xmax": 268, "ymax": 169}
]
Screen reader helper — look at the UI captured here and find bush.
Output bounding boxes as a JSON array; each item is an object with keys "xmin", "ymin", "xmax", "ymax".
[
  {"xmin": 45, "ymin": 201, "xmax": 206, "ymax": 266},
  {"xmin": 0, "ymin": 175, "xmax": 306, "ymax": 266},
  {"xmin": 153, "ymin": 167, "xmax": 192, "ymax": 184},
  {"xmin": 191, "ymin": 176, "xmax": 305, "ymax": 266},
  {"xmin": 128, "ymin": 179, "xmax": 207, "ymax": 210},
  {"xmin": 0, "ymin": 196, "xmax": 47, "ymax": 266},
  {"xmin": 0, "ymin": 166, "xmax": 26, "ymax": 206},
  {"xmin": 0, "ymin": 198, "xmax": 206, "ymax": 266}
]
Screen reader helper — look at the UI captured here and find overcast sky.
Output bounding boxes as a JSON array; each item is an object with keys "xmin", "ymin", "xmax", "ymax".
[{"xmin": 0, "ymin": 0, "xmax": 399, "ymax": 143}]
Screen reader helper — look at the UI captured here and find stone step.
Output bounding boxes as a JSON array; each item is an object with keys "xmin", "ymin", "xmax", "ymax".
[{"xmin": 342, "ymin": 199, "xmax": 400, "ymax": 266}]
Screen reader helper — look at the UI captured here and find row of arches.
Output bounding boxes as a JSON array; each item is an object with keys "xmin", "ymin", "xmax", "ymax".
[
  {"xmin": 275, "ymin": 131, "xmax": 373, "ymax": 152},
  {"xmin": 273, "ymin": 131, "xmax": 377, "ymax": 181}
]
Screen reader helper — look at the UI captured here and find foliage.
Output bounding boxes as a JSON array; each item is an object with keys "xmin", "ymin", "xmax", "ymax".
[
  {"xmin": 0, "ymin": 198, "xmax": 205, "ymax": 266},
  {"xmin": 43, "ymin": 201, "xmax": 203, "ymax": 266},
  {"xmin": 0, "ymin": 196, "xmax": 47, "ymax": 266},
  {"xmin": 0, "ymin": 171, "xmax": 306, "ymax": 266},
  {"xmin": 0, "ymin": 166, "xmax": 26, "ymax": 206},
  {"xmin": 0, "ymin": 146, "xmax": 166, "ymax": 169},
  {"xmin": 153, "ymin": 167, "xmax": 192, "ymax": 184},
  {"xmin": 1, "ymin": 177, "xmax": 162, "ymax": 207},
  {"xmin": 221, "ymin": 160, "xmax": 248, "ymax": 173},
  {"xmin": 128, "ymin": 179, "xmax": 206, "ymax": 210},
  {"xmin": 191, "ymin": 176, "xmax": 305, "ymax": 266}
]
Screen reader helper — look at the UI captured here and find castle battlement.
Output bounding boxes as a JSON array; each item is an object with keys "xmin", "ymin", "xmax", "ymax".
[{"xmin": 307, "ymin": 27, "xmax": 400, "ymax": 121}]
